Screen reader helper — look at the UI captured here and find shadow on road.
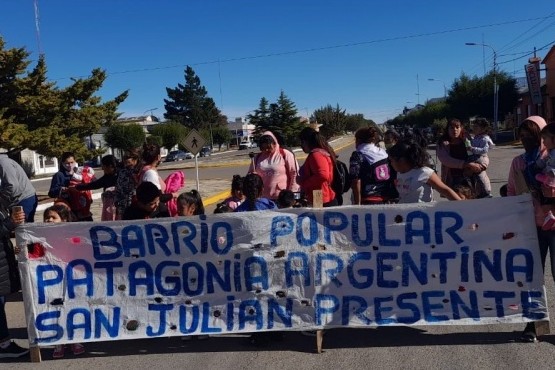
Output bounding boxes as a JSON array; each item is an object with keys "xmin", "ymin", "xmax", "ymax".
[{"xmin": 6, "ymin": 325, "xmax": 554, "ymax": 362}]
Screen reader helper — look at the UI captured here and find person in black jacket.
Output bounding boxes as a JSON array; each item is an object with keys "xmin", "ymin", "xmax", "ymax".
[
  {"xmin": 75, "ymin": 155, "xmax": 118, "ymax": 221},
  {"xmin": 0, "ymin": 211, "xmax": 28, "ymax": 358}
]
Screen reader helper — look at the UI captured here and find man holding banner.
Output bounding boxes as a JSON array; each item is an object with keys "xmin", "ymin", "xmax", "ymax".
[{"xmin": 0, "ymin": 210, "xmax": 28, "ymax": 358}]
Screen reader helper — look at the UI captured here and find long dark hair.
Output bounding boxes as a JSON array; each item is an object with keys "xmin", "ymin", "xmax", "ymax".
[
  {"xmin": 243, "ymin": 173, "xmax": 264, "ymax": 211},
  {"xmin": 230, "ymin": 175, "xmax": 243, "ymax": 195},
  {"xmin": 299, "ymin": 127, "xmax": 337, "ymax": 165},
  {"xmin": 142, "ymin": 142, "xmax": 161, "ymax": 165},
  {"xmin": 177, "ymin": 190, "xmax": 205, "ymax": 216},
  {"xmin": 44, "ymin": 204, "xmax": 73, "ymax": 222},
  {"xmin": 438, "ymin": 118, "xmax": 466, "ymax": 145}
]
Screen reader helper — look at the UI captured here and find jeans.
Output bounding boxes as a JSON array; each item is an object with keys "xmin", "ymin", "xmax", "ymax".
[
  {"xmin": 537, "ymin": 228, "xmax": 555, "ymax": 281},
  {"xmin": 0, "ymin": 297, "xmax": 8, "ymax": 341},
  {"xmin": 18, "ymin": 195, "xmax": 38, "ymax": 223}
]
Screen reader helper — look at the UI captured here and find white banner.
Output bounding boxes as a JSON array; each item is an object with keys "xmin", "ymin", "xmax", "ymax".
[{"xmin": 15, "ymin": 195, "xmax": 548, "ymax": 345}]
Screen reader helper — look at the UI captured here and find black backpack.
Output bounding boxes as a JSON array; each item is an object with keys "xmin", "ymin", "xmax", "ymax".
[
  {"xmin": 332, "ymin": 159, "xmax": 350, "ymax": 195},
  {"xmin": 357, "ymin": 155, "xmax": 398, "ymax": 200}
]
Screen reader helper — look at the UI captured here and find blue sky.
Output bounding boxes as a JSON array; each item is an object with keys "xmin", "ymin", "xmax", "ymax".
[{"xmin": 1, "ymin": 1, "xmax": 554, "ymax": 123}]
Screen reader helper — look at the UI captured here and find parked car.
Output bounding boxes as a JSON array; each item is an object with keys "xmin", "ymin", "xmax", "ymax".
[
  {"xmin": 199, "ymin": 146, "xmax": 212, "ymax": 157},
  {"xmin": 165, "ymin": 150, "xmax": 192, "ymax": 162},
  {"xmin": 239, "ymin": 142, "xmax": 254, "ymax": 150}
]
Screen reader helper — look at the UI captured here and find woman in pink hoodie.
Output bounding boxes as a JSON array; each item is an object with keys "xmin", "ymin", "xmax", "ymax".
[
  {"xmin": 507, "ymin": 115, "xmax": 555, "ymax": 342},
  {"xmin": 248, "ymin": 131, "xmax": 300, "ymax": 200}
]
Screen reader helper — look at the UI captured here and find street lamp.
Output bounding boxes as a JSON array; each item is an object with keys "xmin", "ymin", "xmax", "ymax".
[
  {"xmin": 465, "ymin": 42, "xmax": 498, "ymax": 140},
  {"xmin": 428, "ymin": 78, "xmax": 447, "ymax": 98},
  {"xmin": 143, "ymin": 107, "xmax": 158, "ymax": 118}
]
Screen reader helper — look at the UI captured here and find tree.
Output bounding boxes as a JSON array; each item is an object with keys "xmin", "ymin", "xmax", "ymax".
[
  {"xmin": 104, "ymin": 124, "xmax": 145, "ymax": 152},
  {"xmin": 251, "ymin": 91, "xmax": 303, "ymax": 146},
  {"xmin": 313, "ymin": 104, "xmax": 347, "ymax": 139},
  {"xmin": 150, "ymin": 122, "xmax": 189, "ymax": 150},
  {"xmin": 163, "ymin": 65, "xmax": 225, "ymax": 131},
  {"xmin": 345, "ymin": 113, "xmax": 377, "ymax": 132},
  {"xmin": 0, "ymin": 37, "xmax": 128, "ymax": 160},
  {"xmin": 448, "ymin": 71, "xmax": 518, "ymax": 122},
  {"xmin": 211, "ymin": 125, "xmax": 232, "ymax": 150}
]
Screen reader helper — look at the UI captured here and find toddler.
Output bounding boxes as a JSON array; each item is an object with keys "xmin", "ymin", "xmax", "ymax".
[
  {"xmin": 535, "ymin": 123, "xmax": 555, "ymax": 230},
  {"xmin": 465, "ymin": 118, "xmax": 494, "ymax": 197}
]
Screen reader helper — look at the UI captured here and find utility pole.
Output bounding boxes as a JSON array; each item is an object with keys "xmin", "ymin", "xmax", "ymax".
[{"xmin": 466, "ymin": 42, "xmax": 498, "ymax": 141}]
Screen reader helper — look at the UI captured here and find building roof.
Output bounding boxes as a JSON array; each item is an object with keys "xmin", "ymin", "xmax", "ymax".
[{"xmin": 542, "ymin": 45, "xmax": 555, "ymax": 64}]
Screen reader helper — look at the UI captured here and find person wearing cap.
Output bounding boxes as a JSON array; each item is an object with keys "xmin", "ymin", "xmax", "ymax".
[{"xmin": 507, "ymin": 115, "xmax": 555, "ymax": 343}]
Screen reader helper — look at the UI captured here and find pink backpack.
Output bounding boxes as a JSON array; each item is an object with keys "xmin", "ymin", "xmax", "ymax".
[{"xmin": 164, "ymin": 171, "xmax": 185, "ymax": 216}]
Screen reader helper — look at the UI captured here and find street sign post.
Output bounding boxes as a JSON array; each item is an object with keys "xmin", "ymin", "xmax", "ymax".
[
  {"xmin": 181, "ymin": 129, "xmax": 207, "ymax": 190},
  {"xmin": 181, "ymin": 129, "xmax": 207, "ymax": 156}
]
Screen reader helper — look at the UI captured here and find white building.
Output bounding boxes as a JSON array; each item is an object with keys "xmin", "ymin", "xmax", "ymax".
[{"xmin": 228, "ymin": 117, "xmax": 255, "ymax": 146}]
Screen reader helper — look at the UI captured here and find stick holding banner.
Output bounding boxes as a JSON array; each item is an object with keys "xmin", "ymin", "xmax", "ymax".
[{"xmin": 312, "ymin": 189, "xmax": 325, "ymax": 354}]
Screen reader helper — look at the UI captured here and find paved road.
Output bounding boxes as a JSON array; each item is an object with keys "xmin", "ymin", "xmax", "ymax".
[{"xmin": 7, "ymin": 138, "xmax": 555, "ymax": 369}]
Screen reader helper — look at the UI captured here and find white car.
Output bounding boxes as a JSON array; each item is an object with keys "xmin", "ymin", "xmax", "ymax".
[{"xmin": 239, "ymin": 142, "xmax": 254, "ymax": 150}]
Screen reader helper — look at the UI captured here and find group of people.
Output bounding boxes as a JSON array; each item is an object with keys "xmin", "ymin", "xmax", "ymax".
[{"xmin": 1, "ymin": 114, "xmax": 555, "ymax": 358}]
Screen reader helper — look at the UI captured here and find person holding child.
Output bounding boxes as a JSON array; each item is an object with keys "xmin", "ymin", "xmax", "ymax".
[
  {"xmin": 534, "ymin": 122, "xmax": 555, "ymax": 229},
  {"xmin": 48, "ymin": 152, "xmax": 94, "ymax": 221},
  {"xmin": 506, "ymin": 115, "xmax": 555, "ymax": 342},
  {"xmin": 437, "ymin": 119, "xmax": 487, "ymax": 197}
]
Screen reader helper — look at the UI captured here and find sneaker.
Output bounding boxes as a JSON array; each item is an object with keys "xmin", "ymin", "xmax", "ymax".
[
  {"xmin": 542, "ymin": 211, "xmax": 555, "ymax": 231},
  {"xmin": 0, "ymin": 341, "xmax": 29, "ymax": 358},
  {"xmin": 71, "ymin": 343, "xmax": 85, "ymax": 356},
  {"xmin": 52, "ymin": 345, "xmax": 65, "ymax": 359}
]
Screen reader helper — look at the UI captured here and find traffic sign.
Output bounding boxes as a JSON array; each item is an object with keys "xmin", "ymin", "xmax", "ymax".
[{"xmin": 181, "ymin": 129, "xmax": 207, "ymax": 156}]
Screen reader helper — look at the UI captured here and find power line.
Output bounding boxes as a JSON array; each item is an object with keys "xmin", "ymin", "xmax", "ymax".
[{"xmin": 53, "ymin": 14, "xmax": 555, "ymax": 81}]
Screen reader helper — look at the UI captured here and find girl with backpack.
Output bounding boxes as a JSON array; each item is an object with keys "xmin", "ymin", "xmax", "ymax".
[
  {"xmin": 349, "ymin": 127, "xmax": 398, "ymax": 205},
  {"xmin": 298, "ymin": 127, "xmax": 338, "ymax": 207}
]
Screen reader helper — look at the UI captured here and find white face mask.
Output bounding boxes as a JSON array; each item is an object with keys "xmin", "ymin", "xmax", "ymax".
[{"xmin": 63, "ymin": 163, "xmax": 73, "ymax": 171}]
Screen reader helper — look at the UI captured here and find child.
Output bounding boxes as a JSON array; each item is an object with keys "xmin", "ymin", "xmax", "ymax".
[
  {"xmin": 40, "ymin": 205, "xmax": 85, "ymax": 358},
  {"xmin": 452, "ymin": 183, "xmax": 475, "ymax": 200},
  {"xmin": 277, "ymin": 189, "xmax": 296, "ymax": 209},
  {"xmin": 465, "ymin": 118, "xmax": 494, "ymax": 196},
  {"xmin": 176, "ymin": 190, "xmax": 205, "ymax": 216},
  {"xmin": 387, "ymin": 139, "xmax": 462, "ymax": 203},
  {"xmin": 534, "ymin": 123, "xmax": 555, "ymax": 230},
  {"xmin": 214, "ymin": 202, "xmax": 233, "ymax": 214},
  {"xmin": 235, "ymin": 173, "xmax": 277, "ymax": 212},
  {"xmin": 122, "ymin": 182, "xmax": 162, "ymax": 220},
  {"xmin": 222, "ymin": 175, "xmax": 245, "ymax": 211}
]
